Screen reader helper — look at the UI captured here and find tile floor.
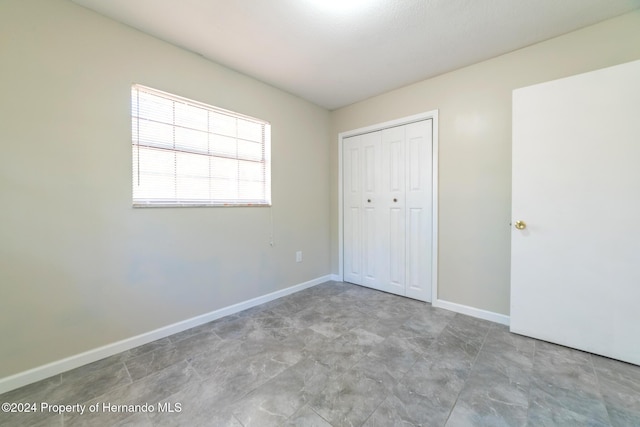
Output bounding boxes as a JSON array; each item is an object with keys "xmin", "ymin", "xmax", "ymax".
[{"xmin": 1, "ymin": 281, "xmax": 639, "ymax": 426}]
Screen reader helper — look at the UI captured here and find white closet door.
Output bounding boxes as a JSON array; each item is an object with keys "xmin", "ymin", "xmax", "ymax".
[
  {"xmin": 361, "ymin": 131, "xmax": 382, "ymax": 290},
  {"xmin": 380, "ymin": 126, "xmax": 406, "ymax": 296},
  {"xmin": 343, "ymin": 135, "xmax": 362, "ymax": 285},
  {"xmin": 405, "ymin": 120, "xmax": 433, "ymax": 301},
  {"xmin": 342, "ymin": 118, "xmax": 433, "ymax": 302},
  {"xmin": 343, "ymin": 133, "xmax": 382, "ymax": 289}
]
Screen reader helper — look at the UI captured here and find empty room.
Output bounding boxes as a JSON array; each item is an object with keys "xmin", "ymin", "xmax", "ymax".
[{"xmin": 1, "ymin": 0, "xmax": 639, "ymax": 426}]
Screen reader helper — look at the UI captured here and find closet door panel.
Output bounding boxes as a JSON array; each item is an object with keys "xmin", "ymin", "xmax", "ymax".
[
  {"xmin": 361, "ymin": 132, "xmax": 382, "ymax": 289},
  {"xmin": 343, "ymin": 136, "xmax": 362, "ymax": 285},
  {"xmin": 405, "ymin": 120, "xmax": 432, "ymax": 301},
  {"xmin": 387, "ymin": 206, "xmax": 405, "ymax": 294},
  {"xmin": 381, "ymin": 126, "xmax": 406, "ymax": 295},
  {"xmin": 362, "ymin": 204, "xmax": 379, "ymax": 289}
]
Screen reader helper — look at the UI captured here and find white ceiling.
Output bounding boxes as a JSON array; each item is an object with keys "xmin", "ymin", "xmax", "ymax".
[{"xmin": 72, "ymin": 0, "xmax": 640, "ymax": 110}]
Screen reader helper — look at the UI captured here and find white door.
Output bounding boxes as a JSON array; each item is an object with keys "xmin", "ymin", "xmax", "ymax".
[
  {"xmin": 511, "ymin": 60, "xmax": 640, "ymax": 365},
  {"xmin": 343, "ymin": 119, "xmax": 433, "ymax": 302},
  {"xmin": 343, "ymin": 132, "xmax": 383, "ymax": 290},
  {"xmin": 404, "ymin": 120, "xmax": 433, "ymax": 301},
  {"xmin": 343, "ymin": 134, "xmax": 362, "ymax": 286},
  {"xmin": 361, "ymin": 131, "xmax": 383, "ymax": 291},
  {"xmin": 380, "ymin": 125, "xmax": 406, "ymax": 296}
]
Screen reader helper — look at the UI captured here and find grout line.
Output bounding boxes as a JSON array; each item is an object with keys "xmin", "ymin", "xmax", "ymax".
[
  {"xmin": 232, "ymin": 413, "xmax": 246, "ymax": 427},
  {"xmin": 525, "ymin": 339, "xmax": 539, "ymax": 424},
  {"xmin": 360, "ymin": 392, "xmax": 389, "ymax": 426},
  {"xmin": 308, "ymin": 404, "xmax": 334, "ymax": 426},
  {"xmin": 589, "ymin": 354, "xmax": 615, "ymax": 427},
  {"xmin": 443, "ymin": 316, "xmax": 492, "ymax": 425},
  {"xmin": 121, "ymin": 360, "xmax": 134, "ymax": 386}
]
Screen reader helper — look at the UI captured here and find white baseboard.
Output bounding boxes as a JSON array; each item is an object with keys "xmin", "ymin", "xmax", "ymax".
[
  {"xmin": 0, "ymin": 275, "xmax": 333, "ymax": 395},
  {"xmin": 433, "ymin": 298, "xmax": 510, "ymax": 326},
  {"xmin": 329, "ymin": 273, "xmax": 341, "ymax": 281}
]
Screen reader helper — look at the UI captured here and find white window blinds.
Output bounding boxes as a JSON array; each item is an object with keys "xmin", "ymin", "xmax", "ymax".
[{"xmin": 131, "ymin": 84, "xmax": 271, "ymax": 207}]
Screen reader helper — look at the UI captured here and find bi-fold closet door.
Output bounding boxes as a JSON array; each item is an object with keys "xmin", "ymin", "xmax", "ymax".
[{"xmin": 343, "ymin": 119, "xmax": 433, "ymax": 302}]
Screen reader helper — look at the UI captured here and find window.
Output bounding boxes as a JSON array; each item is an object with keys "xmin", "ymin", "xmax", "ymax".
[{"xmin": 131, "ymin": 84, "xmax": 271, "ymax": 207}]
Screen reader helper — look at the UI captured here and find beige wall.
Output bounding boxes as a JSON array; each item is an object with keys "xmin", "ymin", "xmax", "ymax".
[
  {"xmin": 330, "ymin": 11, "xmax": 640, "ymax": 315},
  {"xmin": 0, "ymin": 0, "xmax": 331, "ymax": 378}
]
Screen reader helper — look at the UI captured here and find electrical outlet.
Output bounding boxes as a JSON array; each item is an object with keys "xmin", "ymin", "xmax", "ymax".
[{"xmin": 295, "ymin": 251, "xmax": 303, "ymax": 263}]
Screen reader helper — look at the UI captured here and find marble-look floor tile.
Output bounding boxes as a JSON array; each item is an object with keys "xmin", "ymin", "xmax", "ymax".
[
  {"xmin": 249, "ymin": 335, "xmax": 306, "ymax": 372},
  {"xmin": 401, "ymin": 352, "xmax": 471, "ymax": 413},
  {"xmin": 341, "ymin": 328, "xmax": 385, "ymax": 353},
  {"xmin": 189, "ymin": 346, "xmax": 272, "ymax": 403},
  {"xmin": 532, "ymin": 349, "xmax": 599, "ymax": 392},
  {"xmin": 392, "ymin": 330, "xmax": 435, "ymax": 354},
  {"xmin": 358, "ymin": 318, "xmax": 404, "ymax": 339},
  {"xmin": 166, "ymin": 321, "xmax": 221, "ymax": 343},
  {"xmin": 429, "ymin": 315, "xmax": 490, "ymax": 359},
  {"xmin": 281, "ymin": 327, "xmax": 331, "ymax": 354},
  {"xmin": 5, "ymin": 282, "xmax": 640, "ymax": 427},
  {"xmin": 447, "ymin": 401, "xmax": 526, "ymax": 427},
  {"xmin": 55, "ymin": 359, "xmax": 132, "ymax": 405},
  {"xmin": 287, "ymin": 306, "xmax": 329, "ymax": 330},
  {"xmin": 148, "ymin": 378, "xmax": 240, "ymax": 427},
  {"xmin": 310, "ymin": 333, "xmax": 369, "ymax": 377},
  {"xmin": 482, "ymin": 326, "xmax": 536, "ymax": 358},
  {"xmin": 310, "ymin": 367, "xmax": 389, "ymax": 427},
  {"xmin": 368, "ymin": 335, "xmax": 421, "ymax": 381},
  {"xmin": 268, "ymin": 299, "xmax": 308, "ymax": 318},
  {"xmin": 428, "ymin": 330, "xmax": 483, "ymax": 362},
  {"xmin": 210, "ymin": 316, "xmax": 259, "ymax": 340},
  {"xmin": 447, "ymin": 347, "xmax": 533, "ymax": 427},
  {"xmin": 237, "ymin": 299, "xmax": 284, "ymax": 317},
  {"xmin": 364, "ymin": 298, "xmax": 414, "ymax": 323},
  {"xmin": 325, "ymin": 291, "xmax": 365, "ymax": 308},
  {"xmin": 350, "ymin": 354, "xmax": 398, "ymax": 392},
  {"xmin": 124, "ymin": 337, "xmax": 174, "ymax": 359},
  {"xmin": 0, "ymin": 375, "xmax": 62, "ymax": 416},
  {"xmin": 308, "ymin": 319, "xmax": 351, "ymax": 339},
  {"xmin": 534, "ymin": 340, "xmax": 593, "ymax": 365},
  {"xmin": 171, "ymin": 329, "xmax": 222, "ymax": 357},
  {"xmin": 323, "ymin": 306, "xmax": 372, "ymax": 329},
  {"xmin": 0, "ymin": 411, "xmax": 62, "ymax": 427},
  {"xmin": 282, "ymin": 404, "xmax": 333, "ymax": 427},
  {"xmin": 399, "ymin": 306, "xmax": 455, "ymax": 340},
  {"xmin": 606, "ymin": 405, "xmax": 640, "ymax": 427},
  {"xmin": 187, "ymin": 338, "xmax": 244, "ymax": 376},
  {"xmin": 527, "ymin": 380, "xmax": 611, "ymax": 427},
  {"xmin": 64, "ymin": 361, "xmax": 199, "ymax": 427},
  {"xmin": 113, "ymin": 412, "xmax": 153, "ymax": 426},
  {"xmin": 0, "ymin": 375, "xmax": 62, "ymax": 427},
  {"xmin": 125, "ymin": 332, "xmax": 221, "ymax": 381},
  {"xmin": 471, "ymin": 349, "xmax": 533, "ymax": 391},
  {"xmin": 191, "ymin": 334, "xmax": 304, "ymax": 403},
  {"xmin": 303, "ymin": 281, "xmax": 350, "ymax": 299},
  {"xmin": 363, "ymin": 383, "xmax": 450, "ymax": 427},
  {"xmin": 289, "ymin": 357, "xmax": 333, "ymax": 396},
  {"xmin": 447, "ymin": 313, "xmax": 494, "ymax": 334},
  {"xmin": 446, "ymin": 369, "xmax": 529, "ymax": 427},
  {"xmin": 593, "ymin": 355, "xmax": 640, "ymax": 414},
  {"xmin": 231, "ymin": 359, "xmax": 328, "ymax": 427}
]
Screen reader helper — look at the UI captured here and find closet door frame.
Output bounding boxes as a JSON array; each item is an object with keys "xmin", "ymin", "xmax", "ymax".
[{"xmin": 338, "ymin": 110, "xmax": 439, "ymax": 303}]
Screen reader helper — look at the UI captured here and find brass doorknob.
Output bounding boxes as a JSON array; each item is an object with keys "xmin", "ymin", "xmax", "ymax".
[{"xmin": 514, "ymin": 220, "xmax": 527, "ymax": 230}]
